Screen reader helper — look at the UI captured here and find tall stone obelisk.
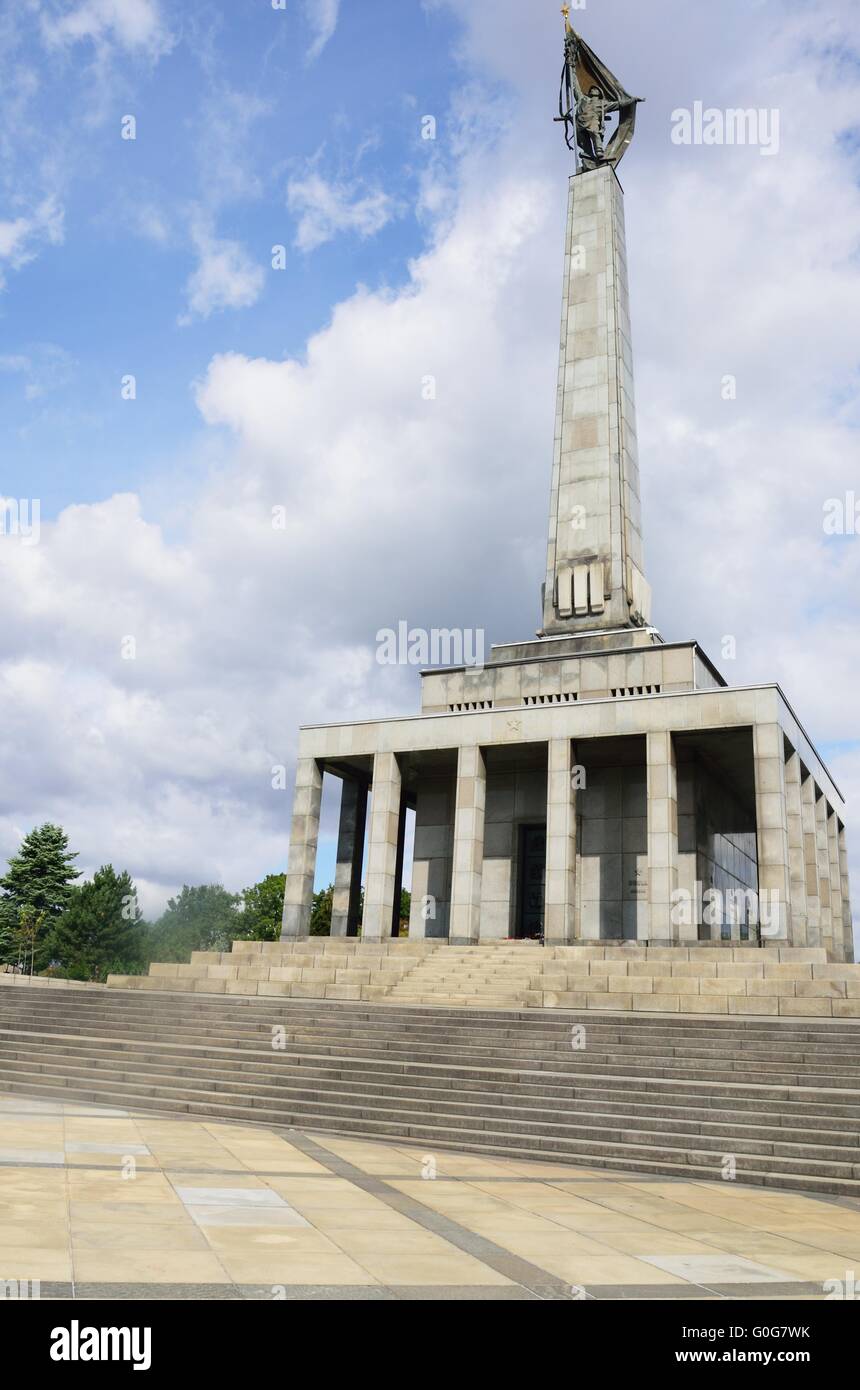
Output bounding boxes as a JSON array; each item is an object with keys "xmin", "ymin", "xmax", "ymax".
[
  {"xmin": 543, "ymin": 15, "xmax": 650, "ymax": 635},
  {"xmin": 541, "ymin": 165, "xmax": 650, "ymax": 633}
]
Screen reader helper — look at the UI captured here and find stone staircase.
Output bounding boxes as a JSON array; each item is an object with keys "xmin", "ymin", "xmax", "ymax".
[
  {"xmin": 104, "ymin": 939, "xmax": 860, "ymax": 1019},
  {"xmin": 384, "ymin": 942, "xmax": 543, "ymax": 1007},
  {"xmin": 109, "ymin": 938, "xmax": 438, "ymax": 1001},
  {"xmin": 2, "ymin": 982, "xmax": 860, "ymax": 1195}
]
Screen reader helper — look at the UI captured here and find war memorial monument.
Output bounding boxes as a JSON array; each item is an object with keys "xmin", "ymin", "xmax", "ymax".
[
  {"xmin": 279, "ymin": 16, "xmax": 853, "ymax": 972},
  {"xmin": 7, "ymin": 9, "xmax": 860, "ymax": 1323}
]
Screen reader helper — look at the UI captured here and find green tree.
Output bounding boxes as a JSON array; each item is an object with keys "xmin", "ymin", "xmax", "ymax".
[
  {"xmin": 237, "ymin": 873, "xmax": 286, "ymax": 942},
  {"xmin": 0, "ymin": 898, "xmax": 17, "ymax": 965},
  {"xmin": 15, "ymin": 905, "xmax": 47, "ymax": 975},
  {"xmin": 0, "ymin": 824, "xmax": 80, "ymax": 968},
  {"xmin": 310, "ymin": 884, "xmax": 333, "ymax": 936},
  {"xmin": 145, "ymin": 884, "xmax": 241, "ymax": 963},
  {"xmin": 49, "ymin": 866, "xmax": 142, "ymax": 982}
]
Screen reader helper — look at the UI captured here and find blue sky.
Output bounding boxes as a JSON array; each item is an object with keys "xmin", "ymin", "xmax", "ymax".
[
  {"xmin": 1, "ymin": 0, "xmax": 859, "ymax": 921},
  {"xmin": 1, "ymin": 1, "xmax": 463, "ymax": 517}
]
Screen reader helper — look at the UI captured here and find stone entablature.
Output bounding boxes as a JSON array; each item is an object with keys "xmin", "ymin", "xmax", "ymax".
[
  {"xmin": 419, "ymin": 637, "xmax": 724, "ymax": 715},
  {"xmin": 296, "ymin": 684, "xmax": 840, "ymax": 808}
]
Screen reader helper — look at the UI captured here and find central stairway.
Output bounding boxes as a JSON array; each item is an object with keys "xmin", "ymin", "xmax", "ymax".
[
  {"xmin": 383, "ymin": 943, "xmax": 543, "ymax": 1007},
  {"xmin": 2, "ymin": 981, "xmax": 860, "ymax": 1196}
]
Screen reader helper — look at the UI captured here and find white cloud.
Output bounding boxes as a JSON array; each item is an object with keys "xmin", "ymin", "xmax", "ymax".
[
  {"xmin": 131, "ymin": 203, "xmax": 171, "ymax": 244},
  {"xmin": 0, "ymin": 197, "xmax": 64, "ymax": 289},
  {"xmin": 181, "ymin": 224, "xmax": 266, "ymax": 321},
  {"xmin": 304, "ymin": 0, "xmax": 340, "ymax": 63},
  {"xmin": 0, "ymin": 167, "xmax": 546, "ymax": 905},
  {"xmin": 0, "ymin": 219, "xmax": 31, "ymax": 261},
  {"xmin": 41, "ymin": 0, "xmax": 173, "ymax": 57},
  {"xmin": 191, "ymin": 87, "xmax": 272, "ymax": 211},
  {"xmin": 287, "ymin": 171, "xmax": 398, "ymax": 251},
  {"xmin": 0, "ymin": 342, "xmax": 75, "ymax": 398}
]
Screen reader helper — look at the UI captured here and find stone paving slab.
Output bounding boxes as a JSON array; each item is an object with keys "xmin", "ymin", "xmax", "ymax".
[{"xmin": 0, "ymin": 1093, "xmax": 855, "ymax": 1300}]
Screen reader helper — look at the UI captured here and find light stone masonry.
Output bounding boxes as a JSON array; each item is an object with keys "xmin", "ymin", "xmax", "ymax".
[
  {"xmin": 449, "ymin": 746, "xmax": 487, "ymax": 945},
  {"xmin": 784, "ymin": 750, "xmax": 808, "ymax": 946},
  {"xmin": 362, "ymin": 753, "xmax": 403, "ymax": 941},
  {"xmin": 281, "ymin": 757, "xmax": 323, "ymax": 939},
  {"xmin": 544, "ymin": 738, "xmax": 577, "ymax": 943},
  {"xmin": 646, "ymin": 731, "xmax": 678, "ymax": 943}
]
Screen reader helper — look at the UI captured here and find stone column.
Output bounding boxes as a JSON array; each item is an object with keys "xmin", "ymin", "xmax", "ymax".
[
  {"xmin": 827, "ymin": 808, "xmax": 845, "ymax": 963},
  {"xmin": 545, "ymin": 738, "xmax": 577, "ymax": 944},
  {"xmin": 409, "ymin": 776, "xmax": 455, "ymax": 940},
  {"xmin": 363, "ymin": 752, "xmax": 402, "ymax": 941},
  {"xmin": 784, "ymin": 750, "xmax": 808, "ymax": 946},
  {"xmin": 753, "ymin": 723, "xmax": 791, "ymax": 946},
  {"xmin": 390, "ymin": 790, "xmax": 408, "ymax": 937},
  {"xmin": 330, "ymin": 777, "xmax": 368, "ymax": 938},
  {"xmin": 281, "ymin": 757, "xmax": 323, "ymax": 939},
  {"xmin": 839, "ymin": 826, "xmax": 854, "ymax": 964},
  {"xmin": 449, "ymin": 745, "xmax": 486, "ymax": 945},
  {"xmin": 801, "ymin": 772, "xmax": 821, "ymax": 947},
  {"xmin": 815, "ymin": 791, "xmax": 833, "ymax": 959},
  {"xmin": 647, "ymin": 731, "xmax": 678, "ymax": 944}
]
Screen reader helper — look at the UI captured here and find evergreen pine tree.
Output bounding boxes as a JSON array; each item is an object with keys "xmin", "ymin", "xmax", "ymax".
[
  {"xmin": 0, "ymin": 824, "xmax": 80, "ymax": 968},
  {"xmin": 50, "ymin": 865, "xmax": 142, "ymax": 981},
  {"xmin": 0, "ymin": 899, "xmax": 17, "ymax": 967}
]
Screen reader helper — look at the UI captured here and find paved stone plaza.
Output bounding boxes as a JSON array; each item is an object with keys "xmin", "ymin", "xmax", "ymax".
[{"xmin": 1, "ymin": 1094, "xmax": 859, "ymax": 1300}]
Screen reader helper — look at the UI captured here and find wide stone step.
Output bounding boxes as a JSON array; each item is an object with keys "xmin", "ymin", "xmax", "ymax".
[
  {"xmin": 7, "ymin": 1048, "xmax": 860, "ymax": 1159},
  {"xmin": 387, "ymin": 979, "xmax": 529, "ymax": 989},
  {"xmin": 10, "ymin": 1015, "xmax": 860, "ymax": 1061},
  {"xmin": 3, "ymin": 1023, "xmax": 855, "ymax": 1095},
  {"xmin": 5, "ymin": 1006, "xmax": 860, "ymax": 1078},
  {"xmin": 8, "ymin": 1032, "xmax": 860, "ymax": 1127},
  {"xmin": 12, "ymin": 1002, "xmax": 859, "ymax": 1050},
  {"xmin": 387, "ymin": 980, "xmax": 531, "ymax": 989},
  {"xmin": 11, "ymin": 992, "xmax": 860, "ymax": 1041},
  {"xmin": 11, "ymin": 985, "xmax": 860, "ymax": 1041},
  {"xmin": 4, "ymin": 1054, "xmax": 859, "ymax": 1177},
  {"xmin": 8, "ymin": 1020, "xmax": 860, "ymax": 1088},
  {"xmin": 3, "ymin": 1068, "xmax": 860, "ymax": 1197},
  {"xmin": 5, "ymin": 984, "xmax": 860, "ymax": 1194},
  {"xmin": 6, "ymin": 997, "xmax": 854, "ymax": 1042},
  {"xmin": 387, "ymin": 979, "xmax": 532, "ymax": 988},
  {"xmin": 11, "ymin": 1028, "xmax": 860, "ymax": 1120},
  {"xmin": 385, "ymin": 991, "xmax": 529, "ymax": 999}
]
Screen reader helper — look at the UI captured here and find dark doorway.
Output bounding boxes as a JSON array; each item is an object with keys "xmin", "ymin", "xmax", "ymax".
[{"xmin": 516, "ymin": 824, "xmax": 547, "ymax": 939}]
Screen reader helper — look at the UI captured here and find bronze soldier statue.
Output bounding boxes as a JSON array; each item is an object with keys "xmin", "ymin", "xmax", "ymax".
[
  {"xmin": 557, "ymin": 8, "xmax": 643, "ymax": 173},
  {"xmin": 573, "ymin": 81, "xmax": 620, "ymax": 166}
]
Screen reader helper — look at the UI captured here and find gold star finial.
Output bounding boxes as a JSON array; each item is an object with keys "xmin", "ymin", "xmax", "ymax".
[{"xmin": 561, "ymin": 5, "xmax": 573, "ymax": 34}]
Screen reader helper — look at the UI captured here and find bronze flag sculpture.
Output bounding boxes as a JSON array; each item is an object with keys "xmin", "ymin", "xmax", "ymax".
[{"xmin": 557, "ymin": 7, "xmax": 643, "ymax": 171}]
